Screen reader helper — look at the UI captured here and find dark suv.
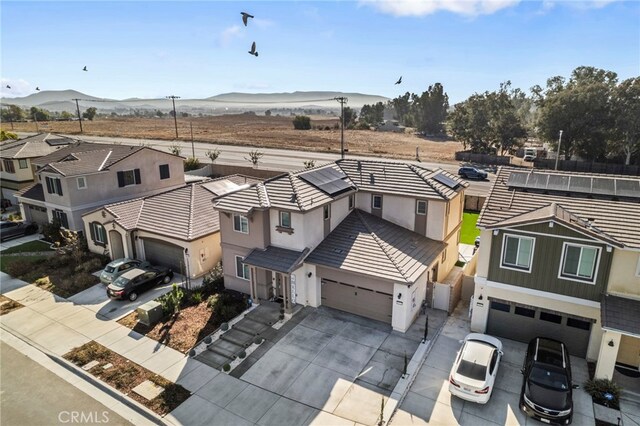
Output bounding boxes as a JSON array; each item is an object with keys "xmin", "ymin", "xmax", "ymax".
[
  {"xmin": 458, "ymin": 167, "xmax": 488, "ymax": 180},
  {"xmin": 520, "ymin": 337, "xmax": 577, "ymax": 425}
]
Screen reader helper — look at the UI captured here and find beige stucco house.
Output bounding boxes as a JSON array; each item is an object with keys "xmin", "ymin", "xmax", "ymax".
[{"xmin": 214, "ymin": 159, "xmax": 467, "ymax": 332}]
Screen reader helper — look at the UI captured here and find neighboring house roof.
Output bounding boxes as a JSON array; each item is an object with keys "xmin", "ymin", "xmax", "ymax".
[
  {"xmin": 92, "ymin": 175, "xmax": 260, "ymax": 241},
  {"xmin": 243, "ymin": 246, "xmax": 309, "ymax": 274},
  {"xmin": 478, "ymin": 168, "xmax": 640, "ymax": 249},
  {"xmin": 215, "ymin": 159, "xmax": 467, "ymax": 214},
  {"xmin": 306, "ymin": 209, "xmax": 446, "ymax": 284},
  {"xmin": 601, "ymin": 294, "xmax": 640, "ymax": 336},
  {"xmin": 0, "ymin": 133, "xmax": 75, "ymax": 159},
  {"xmin": 16, "ymin": 182, "xmax": 45, "ymax": 202}
]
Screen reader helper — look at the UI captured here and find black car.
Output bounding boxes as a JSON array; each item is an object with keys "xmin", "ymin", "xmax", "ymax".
[
  {"xmin": 520, "ymin": 337, "xmax": 577, "ymax": 425},
  {"xmin": 0, "ymin": 220, "xmax": 38, "ymax": 242},
  {"xmin": 458, "ymin": 167, "xmax": 488, "ymax": 180},
  {"xmin": 107, "ymin": 266, "xmax": 173, "ymax": 301}
]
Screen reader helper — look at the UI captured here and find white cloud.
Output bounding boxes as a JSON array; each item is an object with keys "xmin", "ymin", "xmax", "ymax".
[
  {"xmin": 1, "ymin": 78, "xmax": 32, "ymax": 98},
  {"xmin": 360, "ymin": 0, "xmax": 520, "ymax": 17},
  {"xmin": 217, "ymin": 25, "xmax": 242, "ymax": 47}
]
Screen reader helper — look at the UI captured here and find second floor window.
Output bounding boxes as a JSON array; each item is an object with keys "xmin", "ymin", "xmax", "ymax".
[
  {"xmin": 280, "ymin": 211, "xmax": 291, "ymax": 228},
  {"xmin": 45, "ymin": 176, "xmax": 63, "ymax": 196},
  {"xmin": 348, "ymin": 194, "xmax": 355, "ymax": 210},
  {"xmin": 501, "ymin": 234, "xmax": 534, "ymax": 272},
  {"xmin": 233, "ymin": 214, "xmax": 249, "ymax": 233},
  {"xmin": 372, "ymin": 194, "xmax": 382, "ymax": 209},
  {"xmin": 77, "ymin": 176, "xmax": 87, "ymax": 190},
  {"xmin": 18, "ymin": 159, "xmax": 28, "ymax": 169},
  {"xmin": 235, "ymin": 256, "xmax": 250, "ymax": 280},
  {"xmin": 560, "ymin": 243, "xmax": 600, "ymax": 283},
  {"xmin": 323, "ymin": 204, "xmax": 331, "ymax": 220},
  {"xmin": 117, "ymin": 169, "xmax": 141, "ymax": 187},
  {"xmin": 52, "ymin": 210, "xmax": 69, "ymax": 229},
  {"xmin": 3, "ymin": 160, "xmax": 15, "ymax": 173},
  {"xmin": 416, "ymin": 200, "xmax": 427, "ymax": 215},
  {"xmin": 159, "ymin": 164, "xmax": 170, "ymax": 180}
]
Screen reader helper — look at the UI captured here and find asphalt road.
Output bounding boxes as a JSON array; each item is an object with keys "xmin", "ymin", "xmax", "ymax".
[
  {"xmin": 19, "ymin": 132, "xmax": 495, "ymax": 196},
  {"xmin": 0, "ymin": 341, "xmax": 132, "ymax": 426}
]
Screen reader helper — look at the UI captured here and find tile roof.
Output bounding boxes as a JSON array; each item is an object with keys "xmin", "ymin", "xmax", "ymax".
[
  {"xmin": 601, "ymin": 294, "xmax": 640, "ymax": 336},
  {"xmin": 98, "ymin": 176, "xmax": 251, "ymax": 241},
  {"xmin": 477, "ymin": 168, "xmax": 640, "ymax": 249},
  {"xmin": 243, "ymin": 246, "xmax": 309, "ymax": 273},
  {"xmin": 0, "ymin": 133, "xmax": 75, "ymax": 159},
  {"xmin": 305, "ymin": 209, "xmax": 446, "ymax": 283},
  {"xmin": 214, "ymin": 159, "xmax": 467, "ymax": 214},
  {"xmin": 16, "ymin": 183, "xmax": 45, "ymax": 202}
]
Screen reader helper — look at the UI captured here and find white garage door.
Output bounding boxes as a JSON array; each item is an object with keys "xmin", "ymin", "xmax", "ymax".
[
  {"xmin": 487, "ymin": 299, "xmax": 592, "ymax": 357},
  {"xmin": 142, "ymin": 238, "xmax": 184, "ymax": 273},
  {"xmin": 320, "ymin": 278, "xmax": 393, "ymax": 323}
]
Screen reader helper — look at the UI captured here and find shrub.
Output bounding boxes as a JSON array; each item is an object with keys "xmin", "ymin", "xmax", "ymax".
[
  {"xmin": 356, "ymin": 122, "xmax": 370, "ymax": 130},
  {"xmin": 184, "ymin": 157, "xmax": 201, "ymax": 171},
  {"xmin": 202, "ymin": 263, "xmax": 224, "ymax": 296},
  {"xmin": 169, "ymin": 143, "xmax": 182, "ymax": 156},
  {"xmin": 190, "ymin": 291, "xmax": 203, "ymax": 304},
  {"xmin": 41, "ymin": 219, "xmax": 64, "ymax": 245},
  {"xmin": 303, "ymin": 160, "xmax": 315, "ymax": 169},
  {"xmin": 253, "ymin": 336, "xmax": 263, "ymax": 345},
  {"xmin": 222, "ymin": 363, "xmax": 231, "ymax": 372},
  {"xmin": 206, "ymin": 148, "xmax": 220, "ymax": 163},
  {"xmin": 159, "ymin": 284, "xmax": 185, "ymax": 315},
  {"xmin": 584, "ymin": 378, "xmax": 621, "ymax": 408},
  {"xmin": 238, "ymin": 350, "xmax": 246, "ymax": 359},
  {"xmin": 6, "ymin": 259, "xmax": 37, "ymax": 278},
  {"xmin": 244, "ymin": 150, "xmax": 263, "ymax": 167},
  {"xmin": 208, "ymin": 292, "xmax": 245, "ymax": 322},
  {"xmin": 46, "ymin": 254, "xmax": 73, "ymax": 269},
  {"xmin": 75, "ymin": 258, "xmax": 104, "ymax": 273},
  {"xmin": 292, "ymin": 115, "xmax": 311, "ymax": 130},
  {"xmin": 279, "ymin": 313, "xmax": 285, "ymax": 320}
]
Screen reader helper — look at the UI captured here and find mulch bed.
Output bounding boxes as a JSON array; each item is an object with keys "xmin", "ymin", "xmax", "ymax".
[
  {"xmin": 0, "ymin": 295, "xmax": 24, "ymax": 316},
  {"xmin": 63, "ymin": 341, "xmax": 190, "ymax": 415}
]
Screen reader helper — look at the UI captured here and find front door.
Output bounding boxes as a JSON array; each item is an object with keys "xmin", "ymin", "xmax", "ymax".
[{"xmin": 109, "ymin": 230, "xmax": 124, "ymax": 259}]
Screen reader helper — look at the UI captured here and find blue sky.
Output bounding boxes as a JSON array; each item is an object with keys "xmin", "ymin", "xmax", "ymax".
[{"xmin": 1, "ymin": 1, "xmax": 639, "ymax": 104}]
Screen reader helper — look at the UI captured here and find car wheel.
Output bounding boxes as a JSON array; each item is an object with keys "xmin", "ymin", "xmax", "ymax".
[
  {"xmin": 460, "ymin": 173, "xmax": 467, "ymax": 179},
  {"xmin": 128, "ymin": 292, "xmax": 138, "ymax": 302},
  {"xmin": 163, "ymin": 275, "xmax": 172, "ymax": 284}
]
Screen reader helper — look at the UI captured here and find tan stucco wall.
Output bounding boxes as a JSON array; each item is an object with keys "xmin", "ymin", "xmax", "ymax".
[
  {"xmin": 607, "ymin": 249, "xmax": 640, "ymax": 297},
  {"xmin": 219, "ymin": 210, "xmax": 269, "ymax": 250},
  {"xmin": 426, "ymin": 201, "xmax": 446, "ymax": 241},
  {"xmin": 0, "ymin": 158, "xmax": 35, "ymax": 183},
  {"xmin": 475, "ymin": 229, "xmax": 493, "ymax": 278}
]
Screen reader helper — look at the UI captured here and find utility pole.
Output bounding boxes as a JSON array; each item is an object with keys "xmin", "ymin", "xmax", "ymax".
[
  {"xmin": 554, "ymin": 130, "xmax": 563, "ymax": 170},
  {"xmin": 72, "ymin": 98, "xmax": 83, "ymax": 133},
  {"xmin": 335, "ymin": 97, "xmax": 347, "ymax": 159},
  {"xmin": 166, "ymin": 95, "xmax": 180, "ymax": 139},
  {"xmin": 33, "ymin": 112, "xmax": 39, "ymax": 132}
]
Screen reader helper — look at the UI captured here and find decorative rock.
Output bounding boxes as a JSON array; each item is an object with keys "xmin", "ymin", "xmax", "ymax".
[
  {"xmin": 132, "ymin": 380, "xmax": 164, "ymax": 401},
  {"xmin": 189, "ymin": 349, "xmax": 196, "ymax": 357},
  {"xmin": 82, "ymin": 360, "xmax": 99, "ymax": 371},
  {"xmin": 204, "ymin": 336, "xmax": 212, "ymax": 345},
  {"xmin": 102, "ymin": 363, "xmax": 113, "ymax": 370}
]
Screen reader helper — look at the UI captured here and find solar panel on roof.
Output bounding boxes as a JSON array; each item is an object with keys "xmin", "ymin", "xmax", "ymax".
[
  {"xmin": 507, "ymin": 172, "xmax": 528, "ymax": 188},
  {"xmin": 526, "ymin": 173, "xmax": 548, "ymax": 190},
  {"xmin": 432, "ymin": 172, "xmax": 460, "ymax": 190},
  {"xmin": 299, "ymin": 167, "xmax": 351, "ymax": 196},
  {"xmin": 547, "ymin": 174, "xmax": 570, "ymax": 192},
  {"xmin": 568, "ymin": 176, "xmax": 592, "ymax": 195},
  {"xmin": 319, "ymin": 179, "xmax": 351, "ymax": 195},
  {"xmin": 592, "ymin": 178, "xmax": 615, "ymax": 195},
  {"xmin": 615, "ymin": 179, "xmax": 640, "ymax": 198}
]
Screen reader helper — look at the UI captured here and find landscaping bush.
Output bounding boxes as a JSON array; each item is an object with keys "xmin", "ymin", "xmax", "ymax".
[
  {"xmin": 190, "ymin": 291, "xmax": 203, "ymax": 304},
  {"xmin": 41, "ymin": 219, "xmax": 64, "ymax": 245},
  {"xmin": 6, "ymin": 259, "xmax": 37, "ymax": 278},
  {"xmin": 202, "ymin": 262, "xmax": 224, "ymax": 296},
  {"xmin": 46, "ymin": 254, "xmax": 73, "ymax": 269},
  {"xmin": 223, "ymin": 363, "xmax": 230, "ymax": 372},
  {"xmin": 208, "ymin": 292, "xmax": 246, "ymax": 322},
  {"xmin": 254, "ymin": 336, "xmax": 263, "ymax": 345},
  {"xmin": 184, "ymin": 157, "xmax": 201, "ymax": 171},
  {"xmin": 75, "ymin": 258, "xmax": 104, "ymax": 274},
  {"xmin": 584, "ymin": 378, "xmax": 621, "ymax": 408},
  {"xmin": 159, "ymin": 285, "xmax": 185, "ymax": 315},
  {"xmin": 238, "ymin": 350, "xmax": 246, "ymax": 359}
]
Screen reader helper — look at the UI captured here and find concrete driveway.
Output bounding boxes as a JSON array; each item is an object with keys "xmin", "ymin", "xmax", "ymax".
[
  {"xmin": 390, "ymin": 303, "xmax": 596, "ymax": 426},
  {"xmin": 167, "ymin": 306, "xmax": 447, "ymax": 426}
]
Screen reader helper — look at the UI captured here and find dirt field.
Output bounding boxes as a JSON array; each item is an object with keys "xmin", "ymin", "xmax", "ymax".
[{"xmin": 5, "ymin": 114, "xmax": 461, "ymax": 163}]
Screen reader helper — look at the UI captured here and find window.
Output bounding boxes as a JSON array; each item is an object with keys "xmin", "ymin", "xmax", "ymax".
[
  {"xmin": 117, "ymin": 169, "xmax": 141, "ymax": 187},
  {"xmin": 416, "ymin": 200, "xmax": 427, "ymax": 215},
  {"xmin": 3, "ymin": 160, "xmax": 15, "ymax": 173},
  {"xmin": 540, "ymin": 311, "xmax": 562, "ymax": 324},
  {"xmin": 372, "ymin": 194, "xmax": 382, "ymax": 209},
  {"xmin": 490, "ymin": 301, "xmax": 510, "ymax": 312},
  {"xmin": 159, "ymin": 164, "xmax": 170, "ymax": 180},
  {"xmin": 348, "ymin": 194, "xmax": 355, "ymax": 210},
  {"xmin": 90, "ymin": 222, "xmax": 107, "ymax": 246},
  {"xmin": 323, "ymin": 205, "xmax": 330, "ymax": 220},
  {"xmin": 52, "ymin": 210, "xmax": 69, "ymax": 229},
  {"xmin": 279, "ymin": 211, "xmax": 291, "ymax": 228},
  {"xmin": 515, "ymin": 306, "xmax": 535, "ymax": 318},
  {"xmin": 18, "ymin": 159, "xmax": 28, "ymax": 169},
  {"xmin": 559, "ymin": 243, "xmax": 600, "ymax": 283},
  {"xmin": 235, "ymin": 256, "xmax": 250, "ymax": 280},
  {"xmin": 77, "ymin": 176, "xmax": 87, "ymax": 189},
  {"xmin": 45, "ymin": 176, "xmax": 63, "ymax": 196},
  {"xmin": 567, "ymin": 318, "xmax": 591, "ymax": 330},
  {"xmin": 501, "ymin": 234, "xmax": 535, "ymax": 272},
  {"xmin": 233, "ymin": 214, "xmax": 249, "ymax": 233}
]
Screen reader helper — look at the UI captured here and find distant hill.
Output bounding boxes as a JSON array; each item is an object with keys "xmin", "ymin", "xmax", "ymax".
[{"xmin": 1, "ymin": 90, "xmax": 389, "ymax": 114}]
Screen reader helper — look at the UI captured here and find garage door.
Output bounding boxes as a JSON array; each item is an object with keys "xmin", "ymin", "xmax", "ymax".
[
  {"xmin": 26, "ymin": 205, "xmax": 48, "ymax": 227},
  {"xmin": 320, "ymin": 278, "xmax": 393, "ymax": 323},
  {"xmin": 142, "ymin": 238, "xmax": 184, "ymax": 272},
  {"xmin": 487, "ymin": 299, "xmax": 592, "ymax": 357}
]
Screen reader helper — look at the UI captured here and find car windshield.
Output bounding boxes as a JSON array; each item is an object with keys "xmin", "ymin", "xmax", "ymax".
[
  {"xmin": 530, "ymin": 365, "xmax": 569, "ymax": 390},
  {"xmin": 111, "ymin": 276, "xmax": 129, "ymax": 288},
  {"xmin": 104, "ymin": 265, "xmax": 116, "ymax": 273}
]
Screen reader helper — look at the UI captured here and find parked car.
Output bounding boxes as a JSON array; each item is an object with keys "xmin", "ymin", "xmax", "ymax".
[
  {"xmin": 449, "ymin": 333, "xmax": 503, "ymax": 404},
  {"xmin": 0, "ymin": 220, "xmax": 38, "ymax": 242},
  {"xmin": 523, "ymin": 155, "xmax": 536, "ymax": 162},
  {"xmin": 458, "ymin": 167, "xmax": 488, "ymax": 180},
  {"xmin": 520, "ymin": 337, "xmax": 577, "ymax": 425},
  {"xmin": 106, "ymin": 266, "xmax": 174, "ymax": 301},
  {"xmin": 100, "ymin": 258, "xmax": 150, "ymax": 285}
]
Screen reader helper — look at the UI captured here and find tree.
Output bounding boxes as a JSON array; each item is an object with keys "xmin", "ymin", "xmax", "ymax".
[
  {"xmin": 60, "ymin": 111, "xmax": 74, "ymax": 120},
  {"xmin": 29, "ymin": 106, "xmax": 50, "ymax": 121},
  {"xmin": 265, "ymin": 109, "xmax": 272, "ymax": 116},
  {"xmin": 359, "ymin": 102, "xmax": 385, "ymax": 125},
  {"xmin": 1, "ymin": 104, "xmax": 26, "ymax": 122},
  {"xmin": 0, "ymin": 130, "xmax": 18, "ymax": 141},
  {"xmin": 245, "ymin": 150, "xmax": 263, "ymax": 167},
  {"xmin": 412, "ymin": 83, "xmax": 449, "ymax": 135},
  {"xmin": 292, "ymin": 115, "xmax": 311, "ymax": 130},
  {"xmin": 533, "ymin": 66, "xmax": 617, "ymax": 162},
  {"xmin": 169, "ymin": 143, "xmax": 182, "ymax": 156},
  {"xmin": 390, "ymin": 92, "xmax": 412, "ymax": 124},
  {"xmin": 82, "ymin": 107, "xmax": 97, "ymax": 121},
  {"xmin": 206, "ymin": 148, "xmax": 221, "ymax": 163},
  {"xmin": 610, "ymin": 77, "xmax": 640, "ymax": 165},
  {"xmin": 342, "ymin": 107, "xmax": 357, "ymax": 129}
]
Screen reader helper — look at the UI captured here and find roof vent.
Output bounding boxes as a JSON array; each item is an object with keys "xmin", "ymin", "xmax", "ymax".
[{"xmin": 369, "ymin": 173, "xmax": 375, "ymax": 185}]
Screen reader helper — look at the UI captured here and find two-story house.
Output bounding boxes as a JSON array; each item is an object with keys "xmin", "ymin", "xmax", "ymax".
[
  {"xmin": 16, "ymin": 142, "xmax": 185, "ymax": 231},
  {"xmin": 0, "ymin": 133, "xmax": 74, "ymax": 205},
  {"xmin": 214, "ymin": 159, "xmax": 467, "ymax": 332},
  {"xmin": 470, "ymin": 168, "xmax": 640, "ymax": 374}
]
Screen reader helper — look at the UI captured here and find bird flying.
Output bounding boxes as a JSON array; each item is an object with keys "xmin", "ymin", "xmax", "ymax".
[
  {"xmin": 36, "ymin": 87, "xmax": 40, "ymax": 91},
  {"xmin": 241, "ymin": 12, "xmax": 254, "ymax": 26},
  {"xmin": 5, "ymin": 85, "xmax": 10, "ymax": 89},
  {"xmin": 248, "ymin": 41, "xmax": 258, "ymax": 57},
  {"xmin": 83, "ymin": 66, "xmax": 88, "ymax": 71},
  {"xmin": 395, "ymin": 76, "xmax": 402, "ymax": 85}
]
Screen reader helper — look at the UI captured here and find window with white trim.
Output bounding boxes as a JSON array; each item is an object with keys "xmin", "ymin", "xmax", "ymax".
[
  {"xmin": 52, "ymin": 210, "xmax": 69, "ymax": 229},
  {"xmin": 90, "ymin": 222, "xmax": 107, "ymax": 245},
  {"xmin": 45, "ymin": 176, "xmax": 63, "ymax": 196},
  {"xmin": 501, "ymin": 234, "xmax": 535, "ymax": 272},
  {"xmin": 416, "ymin": 200, "xmax": 427, "ymax": 215},
  {"xmin": 18, "ymin": 159, "xmax": 28, "ymax": 169},
  {"xmin": 348, "ymin": 194, "xmax": 355, "ymax": 210},
  {"xmin": 233, "ymin": 214, "xmax": 249, "ymax": 233},
  {"xmin": 560, "ymin": 243, "xmax": 600, "ymax": 283},
  {"xmin": 3, "ymin": 160, "xmax": 15, "ymax": 173},
  {"xmin": 279, "ymin": 211, "xmax": 291, "ymax": 228},
  {"xmin": 77, "ymin": 176, "xmax": 87, "ymax": 189},
  {"xmin": 372, "ymin": 194, "xmax": 382, "ymax": 209},
  {"xmin": 235, "ymin": 256, "xmax": 250, "ymax": 280}
]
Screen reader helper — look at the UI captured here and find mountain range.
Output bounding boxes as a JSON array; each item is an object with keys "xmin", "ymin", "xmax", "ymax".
[{"xmin": 0, "ymin": 90, "xmax": 390, "ymax": 113}]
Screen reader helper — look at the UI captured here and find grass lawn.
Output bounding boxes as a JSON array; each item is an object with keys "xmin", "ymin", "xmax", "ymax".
[
  {"xmin": 0, "ymin": 240, "xmax": 52, "ymax": 254},
  {"xmin": 0, "ymin": 255, "xmax": 48, "ymax": 274},
  {"xmin": 460, "ymin": 211, "xmax": 481, "ymax": 245}
]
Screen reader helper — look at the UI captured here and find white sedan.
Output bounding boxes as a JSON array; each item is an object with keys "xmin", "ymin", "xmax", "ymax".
[{"xmin": 448, "ymin": 333, "xmax": 504, "ymax": 404}]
